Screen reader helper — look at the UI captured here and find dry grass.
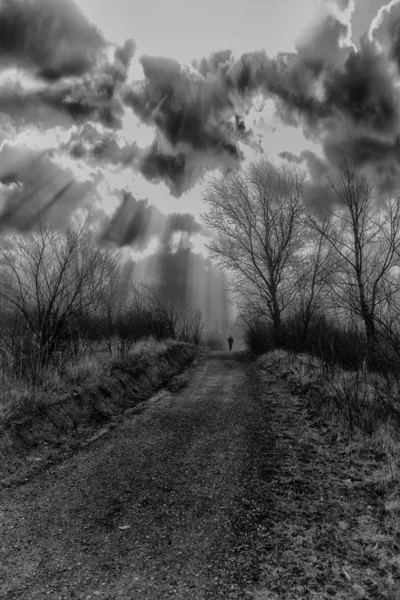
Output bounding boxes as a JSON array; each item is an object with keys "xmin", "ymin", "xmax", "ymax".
[
  {"xmin": 0, "ymin": 338, "xmax": 178, "ymax": 419},
  {"xmin": 0, "ymin": 339, "xmax": 197, "ymax": 483},
  {"xmin": 257, "ymin": 348, "xmax": 400, "ymax": 592},
  {"xmin": 257, "ymin": 350, "xmax": 400, "ymax": 438}
]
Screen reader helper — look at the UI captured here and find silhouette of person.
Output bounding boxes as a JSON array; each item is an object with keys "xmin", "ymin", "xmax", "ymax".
[{"xmin": 228, "ymin": 335, "xmax": 233, "ymax": 351}]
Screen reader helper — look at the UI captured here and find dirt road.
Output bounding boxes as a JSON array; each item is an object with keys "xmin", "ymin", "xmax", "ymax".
[{"xmin": 0, "ymin": 351, "xmax": 393, "ymax": 599}]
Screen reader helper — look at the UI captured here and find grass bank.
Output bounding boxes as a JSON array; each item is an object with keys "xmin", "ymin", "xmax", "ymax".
[
  {"xmin": 256, "ymin": 350, "xmax": 400, "ymax": 597},
  {"xmin": 0, "ymin": 340, "xmax": 197, "ymax": 483}
]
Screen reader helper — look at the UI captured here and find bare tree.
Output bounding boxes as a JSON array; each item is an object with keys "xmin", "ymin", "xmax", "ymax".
[
  {"xmin": 203, "ymin": 160, "xmax": 306, "ymax": 345},
  {"xmin": 0, "ymin": 216, "xmax": 118, "ymax": 379},
  {"xmin": 177, "ymin": 308, "xmax": 204, "ymax": 345},
  {"xmin": 308, "ymin": 154, "xmax": 400, "ymax": 364},
  {"xmin": 293, "ymin": 220, "xmax": 338, "ymax": 345},
  {"xmin": 189, "ymin": 309, "xmax": 204, "ymax": 346},
  {"xmin": 140, "ymin": 282, "xmax": 204, "ymax": 344},
  {"xmin": 99, "ymin": 256, "xmax": 137, "ymax": 355},
  {"xmin": 141, "ymin": 282, "xmax": 187, "ymax": 341}
]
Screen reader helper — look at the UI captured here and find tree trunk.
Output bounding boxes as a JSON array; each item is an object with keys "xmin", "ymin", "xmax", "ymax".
[
  {"xmin": 272, "ymin": 307, "xmax": 283, "ymax": 348},
  {"xmin": 300, "ymin": 309, "xmax": 312, "ymax": 348},
  {"xmin": 363, "ymin": 308, "xmax": 379, "ymax": 368}
]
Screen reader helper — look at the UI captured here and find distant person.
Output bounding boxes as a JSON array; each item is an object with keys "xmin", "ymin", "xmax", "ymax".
[{"xmin": 228, "ymin": 335, "xmax": 234, "ymax": 351}]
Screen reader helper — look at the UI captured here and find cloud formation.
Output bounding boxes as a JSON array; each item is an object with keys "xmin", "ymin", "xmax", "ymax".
[
  {"xmin": 100, "ymin": 190, "xmax": 206, "ymax": 249},
  {"xmin": 0, "ymin": 142, "xmax": 90, "ymax": 231},
  {"xmin": 0, "ymin": 0, "xmax": 135, "ymax": 130},
  {"xmin": 0, "ymin": 0, "xmax": 105, "ymax": 80},
  {"xmin": 120, "ymin": 4, "xmax": 354, "ymax": 193},
  {"xmin": 4, "ymin": 0, "xmax": 400, "ymax": 235},
  {"xmin": 271, "ymin": 1, "xmax": 400, "ymax": 205}
]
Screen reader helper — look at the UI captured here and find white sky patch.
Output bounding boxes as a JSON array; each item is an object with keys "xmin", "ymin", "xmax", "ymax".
[
  {"xmin": 100, "ymin": 169, "xmax": 137, "ymax": 196},
  {"xmin": 0, "ymin": 68, "xmax": 42, "ymax": 91},
  {"xmin": 78, "ymin": 0, "xmax": 320, "ymax": 60},
  {"xmin": 93, "ymin": 181, "xmax": 121, "ymax": 216},
  {"xmin": 52, "ymin": 152, "xmax": 94, "ymax": 183},
  {"xmin": 332, "ymin": 0, "xmax": 357, "ymax": 51},
  {"xmin": 268, "ymin": 126, "xmax": 321, "ymax": 160},
  {"xmin": 247, "ymin": 100, "xmax": 321, "ymax": 161},
  {"xmin": 128, "ymin": 235, "xmax": 159, "ymax": 261},
  {"xmin": 120, "ymin": 111, "xmax": 155, "ymax": 147},
  {"xmin": 190, "ymin": 234, "xmax": 210, "ymax": 257},
  {"xmin": 13, "ymin": 127, "xmax": 70, "ymax": 152}
]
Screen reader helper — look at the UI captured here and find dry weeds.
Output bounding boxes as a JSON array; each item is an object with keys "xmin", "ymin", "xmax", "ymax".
[{"xmin": 257, "ymin": 350, "xmax": 400, "ymax": 598}]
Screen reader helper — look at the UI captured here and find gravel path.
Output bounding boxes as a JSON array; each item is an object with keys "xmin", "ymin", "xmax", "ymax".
[
  {"xmin": 0, "ymin": 351, "xmax": 391, "ymax": 599},
  {"xmin": 0, "ymin": 352, "xmax": 262, "ymax": 599}
]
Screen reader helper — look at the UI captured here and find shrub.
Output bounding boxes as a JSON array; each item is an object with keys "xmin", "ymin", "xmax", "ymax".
[{"xmin": 244, "ymin": 320, "xmax": 274, "ymax": 354}]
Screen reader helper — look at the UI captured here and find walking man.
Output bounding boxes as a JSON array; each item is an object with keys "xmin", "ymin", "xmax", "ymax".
[{"xmin": 228, "ymin": 335, "xmax": 234, "ymax": 351}]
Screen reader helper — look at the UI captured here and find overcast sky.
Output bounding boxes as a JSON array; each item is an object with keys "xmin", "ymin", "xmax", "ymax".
[
  {"xmin": 74, "ymin": 0, "xmax": 345, "ymax": 215},
  {"xmin": 0, "ymin": 0, "xmax": 397, "ymax": 252},
  {"xmin": 76, "ymin": 0, "xmax": 328, "ymax": 218}
]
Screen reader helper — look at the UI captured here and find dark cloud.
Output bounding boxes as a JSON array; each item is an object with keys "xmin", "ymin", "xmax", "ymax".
[
  {"xmin": 115, "ymin": 39, "xmax": 136, "ymax": 70},
  {"xmin": 0, "ymin": 143, "xmax": 90, "ymax": 231},
  {"xmin": 281, "ymin": 139, "xmax": 400, "ymax": 216},
  {"xmin": 123, "ymin": 53, "xmax": 249, "ymax": 193},
  {"xmin": 123, "ymin": 28, "xmax": 348, "ymax": 192},
  {"xmin": 160, "ymin": 212, "xmax": 203, "ymax": 247},
  {"xmin": 62, "ymin": 123, "xmax": 246, "ymax": 199},
  {"xmin": 124, "ymin": 46, "xmax": 333, "ymax": 193},
  {"xmin": 100, "ymin": 192, "xmax": 161, "ymax": 248},
  {"xmin": 187, "ymin": 8, "xmax": 400, "ymax": 205},
  {"xmin": 125, "ymin": 53, "xmax": 242, "ymax": 155},
  {"xmin": 62, "ymin": 124, "xmax": 141, "ymax": 167},
  {"xmin": 100, "ymin": 190, "xmax": 206, "ymax": 249},
  {"xmin": 0, "ymin": 0, "xmax": 105, "ymax": 81},
  {"xmin": 324, "ymin": 39, "xmax": 399, "ymax": 134},
  {"xmin": 193, "ymin": 49, "xmax": 233, "ymax": 78},
  {"xmin": 0, "ymin": 59, "xmax": 130, "ymax": 130},
  {"xmin": 139, "ymin": 143, "xmax": 187, "ymax": 195},
  {"xmin": 62, "ymin": 128, "xmax": 192, "ymax": 196},
  {"xmin": 0, "ymin": 1, "xmax": 135, "ymax": 130},
  {"xmin": 3, "ymin": 0, "xmax": 400, "ymax": 223},
  {"xmin": 334, "ymin": 0, "xmax": 352, "ymax": 11},
  {"xmin": 323, "ymin": 134, "xmax": 400, "ymax": 196},
  {"xmin": 279, "ymin": 149, "xmax": 340, "ymax": 218},
  {"xmin": 296, "ymin": 12, "xmax": 352, "ymax": 69},
  {"xmin": 41, "ymin": 82, "xmax": 126, "ymax": 129},
  {"xmin": 271, "ymin": 5, "xmax": 400, "ymax": 208},
  {"xmin": 278, "ymin": 150, "xmax": 304, "ymax": 164}
]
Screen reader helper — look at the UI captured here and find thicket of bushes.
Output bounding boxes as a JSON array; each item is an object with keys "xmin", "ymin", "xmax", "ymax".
[
  {"xmin": 243, "ymin": 310, "xmax": 398, "ymax": 377},
  {"xmin": 0, "ymin": 219, "xmax": 205, "ymax": 397}
]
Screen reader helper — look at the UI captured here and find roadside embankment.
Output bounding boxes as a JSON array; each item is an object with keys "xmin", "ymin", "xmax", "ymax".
[
  {"xmin": 0, "ymin": 342, "xmax": 196, "ymax": 483},
  {"xmin": 255, "ymin": 349, "xmax": 400, "ymax": 598}
]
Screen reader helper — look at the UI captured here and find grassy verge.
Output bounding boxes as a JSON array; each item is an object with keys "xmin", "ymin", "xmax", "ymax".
[
  {"xmin": 0, "ymin": 340, "xmax": 197, "ymax": 483},
  {"xmin": 0, "ymin": 339, "xmax": 177, "ymax": 417},
  {"xmin": 256, "ymin": 350, "xmax": 400, "ymax": 596}
]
